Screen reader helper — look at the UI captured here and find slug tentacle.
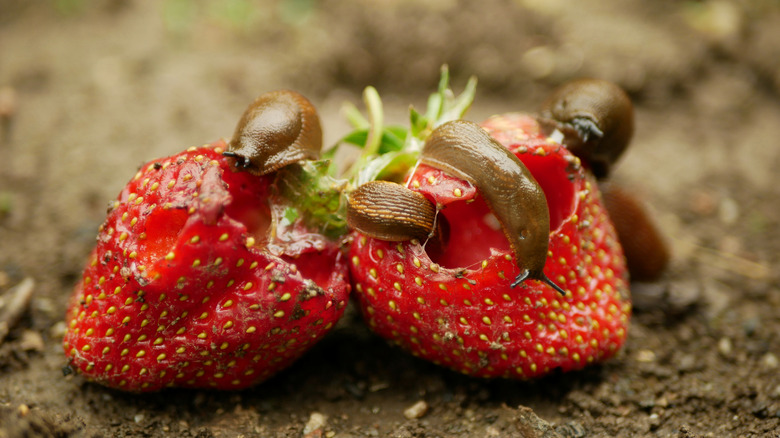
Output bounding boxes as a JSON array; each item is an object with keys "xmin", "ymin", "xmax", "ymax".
[
  {"xmin": 224, "ymin": 90, "xmax": 322, "ymax": 175},
  {"xmin": 421, "ymin": 120, "xmax": 563, "ymax": 295},
  {"xmin": 539, "ymin": 78, "xmax": 633, "ymax": 179}
]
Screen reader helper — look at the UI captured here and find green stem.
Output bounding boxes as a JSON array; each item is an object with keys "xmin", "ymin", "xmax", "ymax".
[
  {"xmin": 342, "ymin": 101, "xmax": 369, "ymax": 130},
  {"xmin": 363, "ymin": 86, "xmax": 383, "ymax": 157},
  {"xmin": 343, "ymin": 86, "xmax": 385, "ymax": 181}
]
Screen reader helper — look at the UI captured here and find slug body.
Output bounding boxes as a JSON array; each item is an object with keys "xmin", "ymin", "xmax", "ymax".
[
  {"xmin": 600, "ymin": 183, "xmax": 670, "ymax": 282},
  {"xmin": 421, "ymin": 120, "xmax": 563, "ymax": 294},
  {"xmin": 539, "ymin": 78, "xmax": 633, "ymax": 179},
  {"xmin": 224, "ymin": 90, "xmax": 322, "ymax": 175},
  {"xmin": 347, "ymin": 180, "xmax": 436, "ymax": 242}
]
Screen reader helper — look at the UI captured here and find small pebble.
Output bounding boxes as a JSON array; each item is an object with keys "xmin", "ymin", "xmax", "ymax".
[
  {"xmin": 648, "ymin": 413, "xmax": 661, "ymax": 430},
  {"xmin": 676, "ymin": 353, "xmax": 697, "ymax": 372},
  {"xmin": 134, "ymin": 414, "xmax": 144, "ymax": 423},
  {"xmin": 19, "ymin": 330, "xmax": 44, "ymax": 352},
  {"xmin": 303, "ymin": 412, "xmax": 328, "ymax": 436},
  {"xmin": 689, "ymin": 189, "xmax": 716, "ymax": 215},
  {"xmin": 718, "ymin": 197, "xmax": 739, "ymax": 225},
  {"xmin": 18, "ymin": 404, "xmax": 29, "ymax": 417},
  {"xmin": 761, "ymin": 353, "xmax": 778, "ymax": 369},
  {"xmin": 403, "ymin": 400, "xmax": 429, "ymax": 420},
  {"xmin": 49, "ymin": 321, "xmax": 67, "ymax": 339},
  {"xmin": 717, "ymin": 337, "xmax": 732, "ymax": 357},
  {"xmin": 368, "ymin": 381, "xmax": 389, "ymax": 392},
  {"xmin": 636, "ymin": 349, "xmax": 656, "ymax": 363}
]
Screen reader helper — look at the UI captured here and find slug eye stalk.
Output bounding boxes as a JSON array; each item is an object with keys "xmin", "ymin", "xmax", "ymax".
[{"xmin": 539, "ymin": 78, "xmax": 634, "ymax": 180}]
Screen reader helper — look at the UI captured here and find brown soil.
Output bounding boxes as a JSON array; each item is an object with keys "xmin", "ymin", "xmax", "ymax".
[{"xmin": 1, "ymin": 1, "xmax": 779, "ymax": 437}]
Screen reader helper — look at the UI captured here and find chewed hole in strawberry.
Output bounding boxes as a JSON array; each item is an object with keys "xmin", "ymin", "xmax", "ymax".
[
  {"xmin": 221, "ymin": 168, "xmax": 274, "ymax": 247},
  {"xmin": 282, "ymin": 250, "xmax": 339, "ymax": 290},
  {"xmin": 139, "ymin": 208, "xmax": 189, "ymax": 267},
  {"xmin": 519, "ymin": 149, "xmax": 577, "ymax": 229},
  {"xmin": 223, "ymin": 188, "xmax": 272, "ymax": 247},
  {"xmin": 136, "ymin": 165, "xmax": 274, "ymax": 273},
  {"xmin": 419, "ymin": 143, "xmax": 577, "ymax": 270}
]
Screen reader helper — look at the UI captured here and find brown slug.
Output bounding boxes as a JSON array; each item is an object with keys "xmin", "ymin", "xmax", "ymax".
[
  {"xmin": 223, "ymin": 90, "xmax": 322, "ymax": 175},
  {"xmin": 421, "ymin": 120, "xmax": 565, "ymax": 294},
  {"xmin": 600, "ymin": 183, "xmax": 670, "ymax": 282},
  {"xmin": 347, "ymin": 180, "xmax": 437, "ymax": 242},
  {"xmin": 538, "ymin": 78, "xmax": 634, "ymax": 179}
]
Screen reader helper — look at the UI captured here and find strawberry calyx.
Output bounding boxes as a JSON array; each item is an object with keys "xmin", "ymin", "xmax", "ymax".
[
  {"xmin": 272, "ymin": 160, "xmax": 348, "ymax": 242},
  {"xmin": 332, "ymin": 65, "xmax": 477, "ymax": 186}
]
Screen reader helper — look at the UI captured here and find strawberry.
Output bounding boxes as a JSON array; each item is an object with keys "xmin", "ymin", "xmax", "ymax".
[
  {"xmin": 63, "ymin": 141, "xmax": 350, "ymax": 391},
  {"xmin": 343, "ymin": 74, "xmax": 630, "ymax": 378}
]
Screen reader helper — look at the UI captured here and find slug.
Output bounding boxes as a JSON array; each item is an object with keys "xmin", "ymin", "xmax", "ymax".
[
  {"xmin": 347, "ymin": 180, "xmax": 437, "ymax": 242},
  {"xmin": 421, "ymin": 120, "xmax": 565, "ymax": 294},
  {"xmin": 600, "ymin": 183, "xmax": 670, "ymax": 282},
  {"xmin": 538, "ymin": 78, "xmax": 634, "ymax": 179},
  {"xmin": 223, "ymin": 90, "xmax": 322, "ymax": 175}
]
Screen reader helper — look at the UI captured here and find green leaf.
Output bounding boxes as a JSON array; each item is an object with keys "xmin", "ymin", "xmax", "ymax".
[
  {"xmin": 340, "ymin": 129, "xmax": 370, "ymax": 148},
  {"xmin": 337, "ymin": 128, "xmax": 404, "ymax": 153},
  {"xmin": 378, "ymin": 127, "xmax": 405, "ymax": 153}
]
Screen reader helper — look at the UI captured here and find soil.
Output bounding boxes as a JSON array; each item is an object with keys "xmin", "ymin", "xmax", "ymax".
[{"xmin": 1, "ymin": 1, "xmax": 779, "ymax": 437}]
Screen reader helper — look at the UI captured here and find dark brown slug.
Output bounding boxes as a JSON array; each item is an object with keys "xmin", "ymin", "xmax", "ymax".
[
  {"xmin": 223, "ymin": 90, "xmax": 322, "ymax": 175},
  {"xmin": 600, "ymin": 183, "xmax": 670, "ymax": 282},
  {"xmin": 421, "ymin": 120, "xmax": 565, "ymax": 294},
  {"xmin": 539, "ymin": 78, "xmax": 634, "ymax": 179},
  {"xmin": 346, "ymin": 180, "xmax": 436, "ymax": 242}
]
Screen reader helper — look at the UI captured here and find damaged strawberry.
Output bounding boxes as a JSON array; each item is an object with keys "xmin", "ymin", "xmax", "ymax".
[
  {"xmin": 64, "ymin": 92, "xmax": 350, "ymax": 391},
  {"xmin": 344, "ymin": 72, "xmax": 631, "ymax": 378}
]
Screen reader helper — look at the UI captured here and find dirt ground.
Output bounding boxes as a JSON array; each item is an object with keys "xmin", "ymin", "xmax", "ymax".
[{"xmin": 1, "ymin": 1, "xmax": 779, "ymax": 437}]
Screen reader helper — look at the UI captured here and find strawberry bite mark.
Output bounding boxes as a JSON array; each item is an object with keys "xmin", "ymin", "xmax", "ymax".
[{"xmin": 412, "ymin": 139, "xmax": 577, "ymax": 271}]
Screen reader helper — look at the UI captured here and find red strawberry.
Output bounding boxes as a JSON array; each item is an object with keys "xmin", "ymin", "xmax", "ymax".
[
  {"xmin": 63, "ymin": 141, "xmax": 350, "ymax": 391},
  {"xmin": 348, "ymin": 113, "xmax": 630, "ymax": 379}
]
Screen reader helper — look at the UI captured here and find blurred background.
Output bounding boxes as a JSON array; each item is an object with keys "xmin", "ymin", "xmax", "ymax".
[{"xmin": 1, "ymin": 1, "xmax": 779, "ymax": 436}]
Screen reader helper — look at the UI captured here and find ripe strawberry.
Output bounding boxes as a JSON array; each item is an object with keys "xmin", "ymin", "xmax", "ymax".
[
  {"xmin": 63, "ymin": 141, "xmax": 350, "ymax": 391},
  {"xmin": 348, "ymin": 113, "xmax": 630, "ymax": 379}
]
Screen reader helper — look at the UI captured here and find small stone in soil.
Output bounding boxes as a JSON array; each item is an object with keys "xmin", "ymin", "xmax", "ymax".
[
  {"xmin": 761, "ymin": 352, "xmax": 778, "ymax": 369},
  {"xmin": 19, "ymin": 330, "xmax": 44, "ymax": 352},
  {"xmin": 717, "ymin": 337, "xmax": 733, "ymax": 357},
  {"xmin": 303, "ymin": 412, "xmax": 328, "ymax": 436},
  {"xmin": 403, "ymin": 400, "xmax": 429, "ymax": 420}
]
